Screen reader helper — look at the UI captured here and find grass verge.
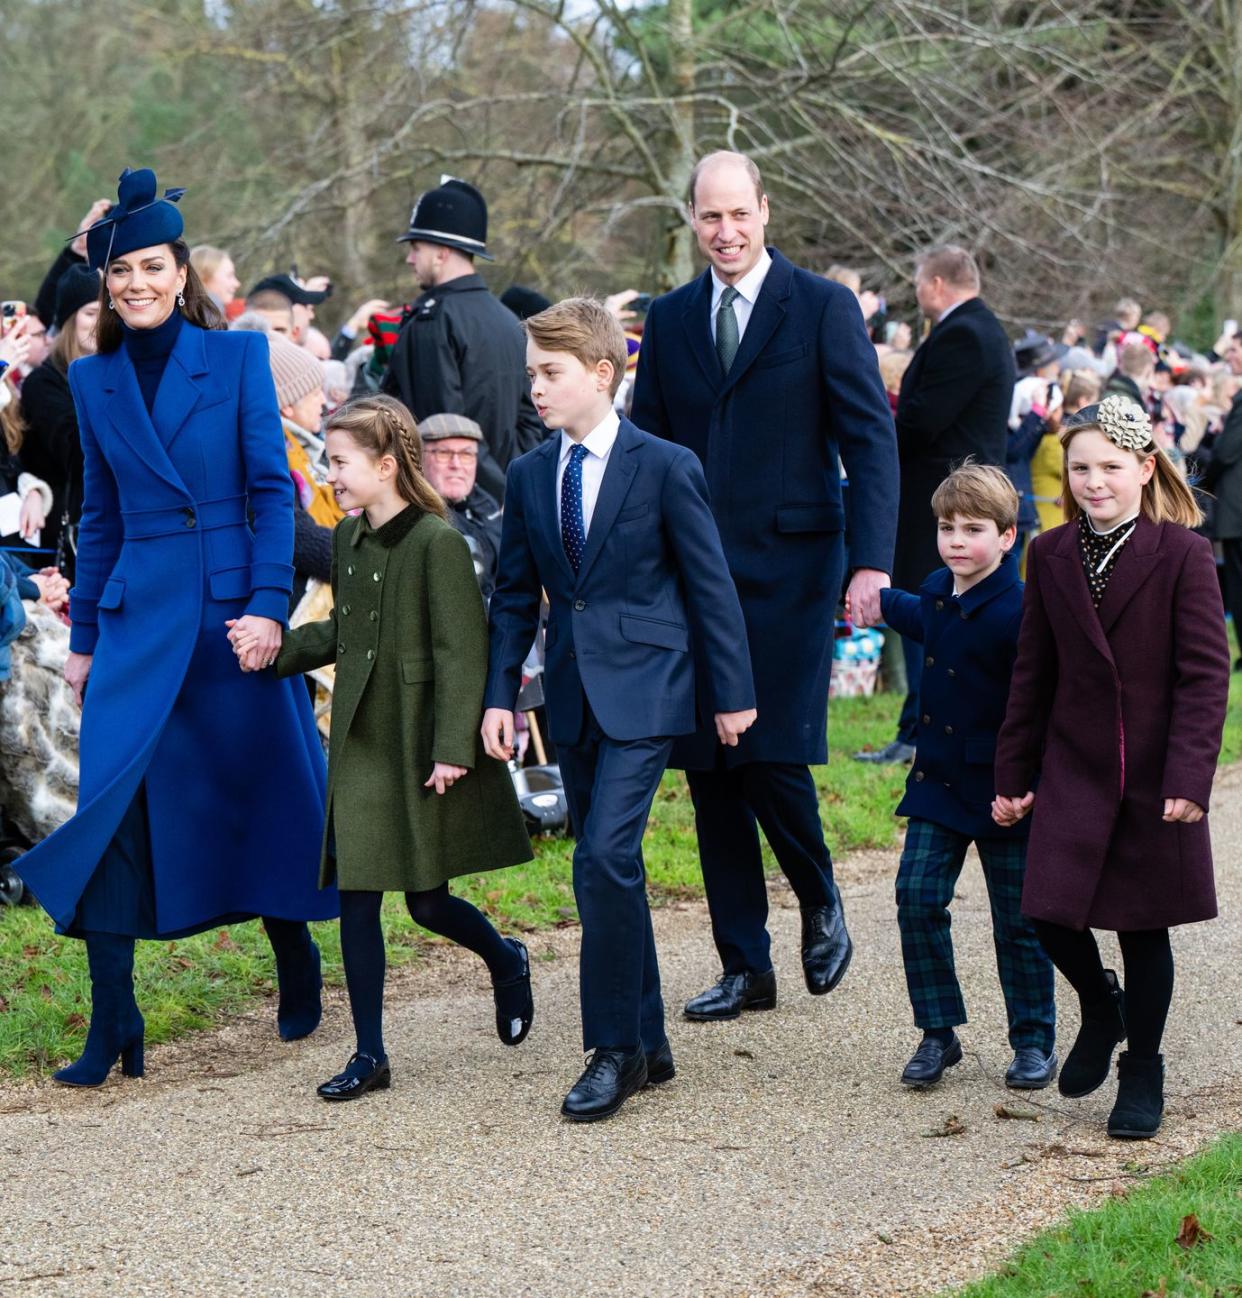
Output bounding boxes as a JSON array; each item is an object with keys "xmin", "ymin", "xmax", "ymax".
[
  {"xmin": 950, "ymin": 1133, "xmax": 1242, "ymax": 1297},
  {"xmin": 0, "ymin": 693, "xmax": 905, "ymax": 1078}
]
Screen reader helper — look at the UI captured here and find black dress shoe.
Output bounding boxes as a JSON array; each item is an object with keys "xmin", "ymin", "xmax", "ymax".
[
  {"xmin": 561, "ymin": 1047, "xmax": 648, "ymax": 1122},
  {"xmin": 317, "ymin": 1052, "xmax": 391, "ymax": 1101},
  {"xmin": 683, "ymin": 969, "xmax": 777, "ymax": 1021},
  {"xmin": 900, "ymin": 1032, "xmax": 962, "ymax": 1088},
  {"xmin": 852, "ymin": 739, "xmax": 916, "ymax": 765},
  {"xmin": 645, "ymin": 1038, "xmax": 676, "ymax": 1086},
  {"xmin": 801, "ymin": 894, "xmax": 853, "ymax": 995},
  {"xmin": 493, "ymin": 938, "xmax": 534, "ymax": 1046},
  {"xmin": 1005, "ymin": 1047, "xmax": 1058, "ymax": 1090}
]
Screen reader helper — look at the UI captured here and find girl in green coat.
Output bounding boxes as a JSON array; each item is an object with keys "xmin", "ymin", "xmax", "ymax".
[{"xmin": 260, "ymin": 395, "xmax": 534, "ymax": 1101}]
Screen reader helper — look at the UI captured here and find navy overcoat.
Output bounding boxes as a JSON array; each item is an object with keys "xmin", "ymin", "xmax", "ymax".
[
  {"xmin": 17, "ymin": 323, "xmax": 337, "ymax": 933},
  {"xmin": 631, "ymin": 248, "xmax": 898, "ymax": 767},
  {"xmin": 995, "ymin": 518, "xmax": 1230, "ymax": 931},
  {"xmin": 880, "ymin": 554, "xmax": 1027, "ymax": 841}
]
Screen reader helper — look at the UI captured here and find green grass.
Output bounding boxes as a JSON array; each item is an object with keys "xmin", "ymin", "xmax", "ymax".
[
  {"xmin": 0, "ymin": 693, "xmax": 905, "ymax": 1078},
  {"xmin": 951, "ymin": 1134, "xmax": 1242, "ymax": 1298}
]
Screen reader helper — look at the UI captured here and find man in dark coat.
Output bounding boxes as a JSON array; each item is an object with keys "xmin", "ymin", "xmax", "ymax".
[
  {"xmin": 631, "ymin": 150, "xmax": 899, "ymax": 1020},
  {"xmin": 1209, "ymin": 333, "xmax": 1242, "ymax": 668},
  {"xmin": 859, "ymin": 245, "xmax": 1014, "ymax": 765},
  {"xmin": 381, "ymin": 178, "xmax": 545, "ymax": 502}
]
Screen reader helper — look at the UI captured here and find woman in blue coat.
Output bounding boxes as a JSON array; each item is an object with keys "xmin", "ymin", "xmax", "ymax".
[{"xmin": 17, "ymin": 169, "xmax": 337, "ymax": 1086}]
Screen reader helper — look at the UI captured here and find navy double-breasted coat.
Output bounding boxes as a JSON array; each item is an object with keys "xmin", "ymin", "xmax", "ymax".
[
  {"xmin": 995, "ymin": 518, "xmax": 1230, "ymax": 931},
  {"xmin": 17, "ymin": 323, "xmax": 337, "ymax": 933},
  {"xmin": 631, "ymin": 248, "xmax": 899, "ymax": 768}
]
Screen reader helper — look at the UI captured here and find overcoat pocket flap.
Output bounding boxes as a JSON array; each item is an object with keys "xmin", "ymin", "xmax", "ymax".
[
  {"xmin": 401, "ymin": 657, "xmax": 435, "ymax": 683},
  {"xmin": 616, "ymin": 503, "xmax": 649, "ymax": 524},
  {"xmin": 964, "ymin": 737, "xmax": 997, "ymax": 765},
  {"xmin": 755, "ymin": 343, "xmax": 807, "ymax": 369},
  {"xmin": 618, "ymin": 613, "xmax": 688, "ymax": 652},
  {"xmin": 775, "ymin": 503, "xmax": 845, "ymax": 534},
  {"xmin": 97, "ymin": 577, "xmax": 126, "ymax": 610},
  {"xmin": 209, "ymin": 566, "xmax": 252, "ymax": 601}
]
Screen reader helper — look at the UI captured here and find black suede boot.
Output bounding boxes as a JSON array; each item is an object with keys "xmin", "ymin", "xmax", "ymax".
[
  {"xmin": 1059, "ymin": 968, "xmax": 1126, "ymax": 1098},
  {"xmin": 1107, "ymin": 1052, "xmax": 1164, "ymax": 1139}
]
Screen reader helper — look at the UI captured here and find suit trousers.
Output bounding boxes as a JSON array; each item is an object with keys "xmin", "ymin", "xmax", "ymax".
[
  {"xmin": 558, "ymin": 703, "xmax": 672, "ymax": 1053},
  {"xmin": 686, "ymin": 760, "xmax": 835, "ymax": 975},
  {"xmin": 1223, "ymin": 538, "xmax": 1242, "ymax": 658}
]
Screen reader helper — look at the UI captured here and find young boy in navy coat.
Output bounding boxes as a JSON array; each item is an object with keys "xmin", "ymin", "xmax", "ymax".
[
  {"xmin": 867, "ymin": 464, "xmax": 1056, "ymax": 1091},
  {"xmin": 483, "ymin": 298, "xmax": 756, "ymax": 1122}
]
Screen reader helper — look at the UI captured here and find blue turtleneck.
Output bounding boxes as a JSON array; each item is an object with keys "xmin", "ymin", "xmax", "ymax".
[{"xmin": 123, "ymin": 308, "xmax": 183, "ymax": 414}]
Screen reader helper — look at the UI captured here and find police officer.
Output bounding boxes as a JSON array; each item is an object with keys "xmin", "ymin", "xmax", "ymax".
[
  {"xmin": 418, "ymin": 412, "xmax": 503, "ymax": 601},
  {"xmin": 382, "ymin": 177, "xmax": 545, "ymax": 501}
]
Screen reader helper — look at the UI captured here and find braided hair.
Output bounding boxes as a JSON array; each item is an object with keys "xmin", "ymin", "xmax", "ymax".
[{"xmin": 325, "ymin": 394, "xmax": 447, "ymax": 519}]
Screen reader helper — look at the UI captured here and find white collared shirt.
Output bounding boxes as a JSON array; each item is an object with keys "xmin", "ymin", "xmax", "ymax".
[
  {"xmin": 710, "ymin": 248, "xmax": 773, "ymax": 346},
  {"xmin": 556, "ymin": 409, "xmax": 621, "ymax": 537}
]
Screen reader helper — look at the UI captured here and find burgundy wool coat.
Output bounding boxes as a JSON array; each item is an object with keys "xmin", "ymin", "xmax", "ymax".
[{"xmin": 995, "ymin": 516, "xmax": 1230, "ymax": 932}]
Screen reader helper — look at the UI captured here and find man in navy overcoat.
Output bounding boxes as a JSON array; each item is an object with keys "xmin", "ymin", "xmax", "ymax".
[{"xmin": 631, "ymin": 151, "xmax": 899, "ymax": 1020}]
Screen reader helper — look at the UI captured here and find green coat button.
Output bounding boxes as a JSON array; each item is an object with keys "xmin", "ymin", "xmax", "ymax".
[
  {"xmin": 339, "ymin": 642, "xmax": 346, "ymax": 653},
  {"xmin": 369, "ymin": 610, "xmax": 378, "ymax": 622},
  {"xmin": 341, "ymin": 605, "xmax": 351, "ymax": 616},
  {"xmin": 373, "ymin": 572, "xmax": 381, "ymax": 582},
  {"xmin": 367, "ymin": 648, "xmax": 375, "ymax": 660},
  {"xmin": 347, "ymin": 565, "xmax": 355, "ymax": 576}
]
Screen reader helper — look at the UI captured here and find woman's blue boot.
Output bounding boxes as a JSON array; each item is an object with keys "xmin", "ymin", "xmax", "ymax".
[
  {"xmin": 53, "ymin": 933, "xmax": 144, "ymax": 1087},
  {"xmin": 265, "ymin": 918, "xmax": 323, "ymax": 1041}
]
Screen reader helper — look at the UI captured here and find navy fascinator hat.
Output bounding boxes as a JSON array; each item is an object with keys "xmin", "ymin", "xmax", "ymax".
[{"xmin": 83, "ymin": 168, "xmax": 186, "ymax": 272}]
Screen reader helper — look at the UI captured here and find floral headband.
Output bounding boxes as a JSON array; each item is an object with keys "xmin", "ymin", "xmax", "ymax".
[{"xmin": 1093, "ymin": 394, "xmax": 1153, "ymax": 452}]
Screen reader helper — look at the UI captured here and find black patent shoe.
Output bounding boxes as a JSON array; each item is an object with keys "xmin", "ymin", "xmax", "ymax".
[
  {"xmin": 561, "ymin": 1047, "xmax": 648, "ymax": 1122},
  {"xmin": 1005, "ymin": 1047, "xmax": 1058, "ymax": 1090},
  {"xmin": 317, "ymin": 1052, "xmax": 391, "ymax": 1102},
  {"xmin": 683, "ymin": 968, "xmax": 777, "ymax": 1021},
  {"xmin": 493, "ymin": 938, "xmax": 534, "ymax": 1046},
  {"xmin": 644, "ymin": 1038, "xmax": 676, "ymax": 1087},
  {"xmin": 900, "ymin": 1032, "xmax": 962, "ymax": 1089},
  {"xmin": 801, "ymin": 893, "xmax": 854, "ymax": 995}
]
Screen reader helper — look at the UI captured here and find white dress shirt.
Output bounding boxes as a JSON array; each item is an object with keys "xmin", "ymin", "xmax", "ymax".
[
  {"xmin": 709, "ymin": 248, "xmax": 772, "ymax": 346},
  {"xmin": 556, "ymin": 408, "xmax": 621, "ymax": 537}
]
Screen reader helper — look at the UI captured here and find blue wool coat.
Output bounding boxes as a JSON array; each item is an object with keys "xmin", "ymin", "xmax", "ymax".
[
  {"xmin": 16, "ymin": 323, "xmax": 337, "ymax": 933},
  {"xmin": 880, "ymin": 553, "xmax": 1027, "ymax": 841},
  {"xmin": 631, "ymin": 248, "xmax": 898, "ymax": 767}
]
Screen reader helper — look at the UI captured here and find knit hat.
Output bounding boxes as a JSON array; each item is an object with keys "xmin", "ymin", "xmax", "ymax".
[
  {"xmin": 267, "ymin": 334, "xmax": 324, "ymax": 409},
  {"xmin": 55, "ymin": 265, "xmax": 102, "ymax": 328},
  {"xmin": 500, "ymin": 285, "xmax": 551, "ymax": 320},
  {"xmin": 418, "ymin": 413, "xmax": 483, "ymax": 443},
  {"xmin": 84, "ymin": 168, "xmax": 185, "ymax": 272}
]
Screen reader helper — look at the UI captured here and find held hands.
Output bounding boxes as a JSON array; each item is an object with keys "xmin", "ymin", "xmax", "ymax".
[
  {"xmin": 481, "ymin": 708, "xmax": 516, "ymax": 762},
  {"xmin": 715, "ymin": 708, "xmax": 757, "ymax": 747},
  {"xmin": 64, "ymin": 651, "xmax": 92, "ymax": 707},
  {"xmin": 31, "ymin": 568, "xmax": 69, "ymax": 613},
  {"xmin": 844, "ymin": 568, "xmax": 891, "ymax": 628},
  {"xmin": 1163, "ymin": 798, "xmax": 1205, "ymax": 824},
  {"xmin": 225, "ymin": 616, "xmax": 283, "ymax": 672},
  {"xmin": 425, "ymin": 762, "xmax": 468, "ymax": 796},
  {"xmin": 992, "ymin": 792, "xmax": 1035, "ymax": 827}
]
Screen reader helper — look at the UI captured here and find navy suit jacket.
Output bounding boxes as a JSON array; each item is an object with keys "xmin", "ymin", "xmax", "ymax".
[
  {"xmin": 485, "ymin": 417, "xmax": 754, "ymax": 745},
  {"xmin": 631, "ymin": 247, "xmax": 898, "ymax": 766},
  {"xmin": 880, "ymin": 553, "xmax": 1026, "ymax": 841}
]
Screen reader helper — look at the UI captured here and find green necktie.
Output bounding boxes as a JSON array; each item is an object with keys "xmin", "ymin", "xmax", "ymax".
[{"xmin": 716, "ymin": 285, "xmax": 740, "ymax": 374}]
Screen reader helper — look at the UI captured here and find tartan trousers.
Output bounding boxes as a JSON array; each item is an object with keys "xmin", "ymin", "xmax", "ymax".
[{"xmin": 896, "ymin": 818, "xmax": 1055, "ymax": 1053}]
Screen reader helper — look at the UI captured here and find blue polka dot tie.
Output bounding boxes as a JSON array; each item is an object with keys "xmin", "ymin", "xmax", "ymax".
[{"xmin": 561, "ymin": 443, "xmax": 589, "ymax": 574}]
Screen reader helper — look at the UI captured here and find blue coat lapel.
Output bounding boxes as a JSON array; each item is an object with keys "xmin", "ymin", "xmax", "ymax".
[
  {"xmin": 100, "ymin": 347, "xmax": 188, "ymax": 498},
  {"xmin": 574, "ymin": 419, "xmax": 640, "ymax": 588},
  {"xmin": 680, "ymin": 270, "xmax": 720, "ymax": 388},
  {"xmin": 534, "ymin": 436, "xmax": 577, "ymax": 588},
  {"xmin": 151, "ymin": 322, "xmax": 215, "ymax": 453},
  {"xmin": 719, "ymin": 249, "xmax": 791, "ymax": 396}
]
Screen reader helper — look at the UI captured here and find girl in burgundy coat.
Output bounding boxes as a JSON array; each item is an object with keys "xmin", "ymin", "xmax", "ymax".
[{"xmin": 993, "ymin": 394, "xmax": 1230, "ymax": 1141}]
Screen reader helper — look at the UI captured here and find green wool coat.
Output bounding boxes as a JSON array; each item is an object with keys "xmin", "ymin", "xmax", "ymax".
[{"xmin": 277, "ymin": 505, "xmax": 532, "ymax": 892}]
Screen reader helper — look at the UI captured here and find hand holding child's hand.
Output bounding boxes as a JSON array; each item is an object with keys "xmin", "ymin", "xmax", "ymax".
[
  {"xmin": 425, "ymin": 762, "xmax": 468, "ymax": 795},
  {"xmin": 715, "ymin": 708, "xmax": 757, "ymax": 747},
  {"xmin": 992, "ymin": 791, "xmax": 1035, "ymax": 827},
  {"xmin": 481, "ymin": 708, "xmax": 516, "ymax": 762},
  {"xmin": 226, "ymin": 616, "xmax": 283, "ymax": 672},
  {"xmin": 845, "ymin": 568, "xmax": 890, "ymax": 628},
  {"xmin": 1162, "ymin": 797, "xmax": 1204, "ymax": 824}
]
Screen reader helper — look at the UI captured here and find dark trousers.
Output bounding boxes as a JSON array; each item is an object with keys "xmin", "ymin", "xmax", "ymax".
[
  {"xmin": 896, "ymin": 633, "xmax": 924, "ymax": 745},
  {"xmin": 557, "ymin": 704, "xmax": 672, "ymax": 1053},
  {"xmin": 686, "ymin": 761, "xmax": 835, "ymax": 976},
  {"xmin": 896, "ymin": 819, "xmax": 1055, "ymax": 1053},
  {"xmin": 1223, "ymin": 537, "xmax": 1242, "ymax": 656}
]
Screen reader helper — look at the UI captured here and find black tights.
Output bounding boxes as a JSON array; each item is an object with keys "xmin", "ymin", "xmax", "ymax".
[
  {"xmin": 338, "ymin": 886, "xmax": 522, "ymax": 1060},
  {"xmin": 1031, "ymin": 920, "xmax": 1173, "ymax": 1059}
]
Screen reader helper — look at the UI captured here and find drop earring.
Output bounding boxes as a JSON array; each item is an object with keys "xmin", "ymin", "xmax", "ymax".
[
  {"xmin": 177, "ymin": 291, "xmax": 186, "ymax": 308},
  {"xmin": 107, "ymin": 298, "xmax": 115, "ymax": 311}
]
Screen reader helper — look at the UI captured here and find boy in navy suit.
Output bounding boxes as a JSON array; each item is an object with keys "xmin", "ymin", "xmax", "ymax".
[
  {"xmin": 483, "ymin": 297, "xmax": 756, "ymax": 1121},
  {"xmin": 862, "ymin": 464, "xmax": 1056, "ymax": 1091}
]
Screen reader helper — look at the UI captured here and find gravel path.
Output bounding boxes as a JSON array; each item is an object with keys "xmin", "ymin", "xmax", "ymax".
[{"xmin": 2, "ymin": 769, "xmax": 1239, "ymax": 1298}]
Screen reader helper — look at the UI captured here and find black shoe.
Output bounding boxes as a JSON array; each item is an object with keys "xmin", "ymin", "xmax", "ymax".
[
  {"xmin": 801, "ymin": 893, "xmax": 853, "ymax": 995},
  {"xmin": 317, "ymin": 1052, "xmax": 391, "ymax": 1101},
  {"xmin": 683, "ymin": 969, "xmax": 777, "ymax": 1021},
  {"xmin": 645, "ymin": 1038, "xmax": 676, "ymax": 1087},
  {"xmin": 1107, "ymin": 1051, "xmax": 1164, "ymax": 1139},
  {"xmin": 900, "ymin": 1032, "xmax": 962, "ymax": 1088},
  {"xmin": 493, "ymin": 938, "xmax": 534, "ymax": 1046},
  {"xmin": 561, "ymin": 1047, "xmax": 648, "ymax": 1122},
  {"xmin": 1060, "ymin": 970, "xmax": 1126, "ymax": 1098},
  {"xmin": 1005, "ymin": 1047, "xmax": 1058, "ymax": 1090},
  {"xmin": 852, "ymin": 740, "xmax": 916, "ymax": 765}
]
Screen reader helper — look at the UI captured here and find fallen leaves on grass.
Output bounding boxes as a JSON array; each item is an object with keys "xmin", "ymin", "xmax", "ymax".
[
  {"xmin": 994, "ymin": 1102, "xmax": 1040, "ymax": 1121},
  {"xmin": 922, "ymin": 1115, "xmax": 966, "ymax": 1138},
  {"xmin": 1174, "ymin": 1213, "xmax": 1213, "ymax": 1249}
]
